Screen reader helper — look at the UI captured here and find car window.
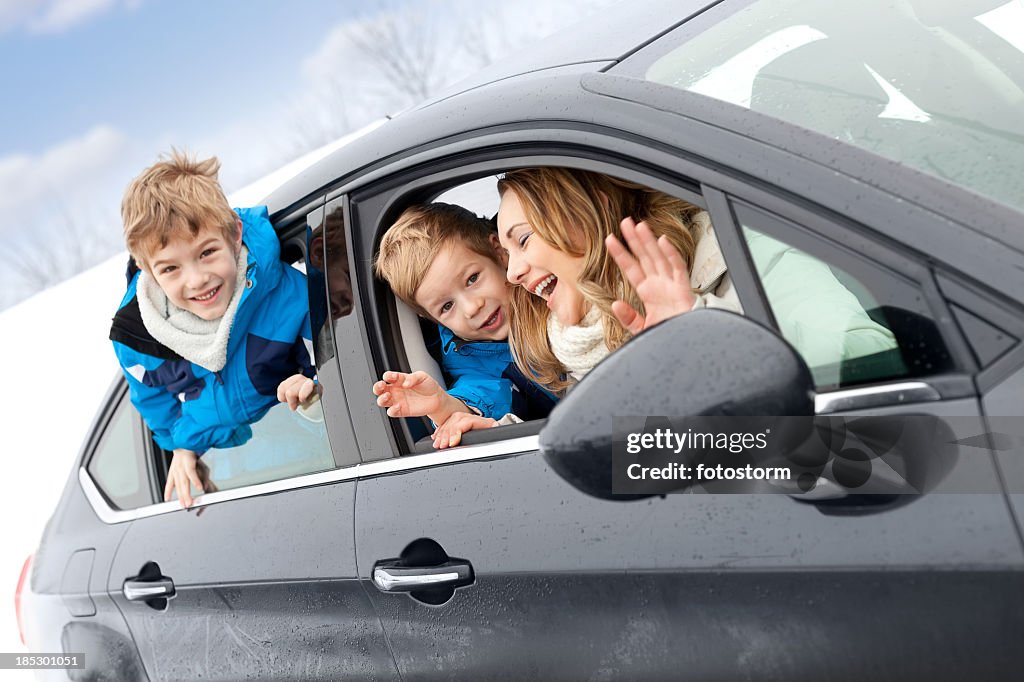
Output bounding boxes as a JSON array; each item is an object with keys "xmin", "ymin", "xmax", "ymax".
[
  {"xmin": 735, "ymin": 201, "xmax": 954, "ymax": 390},
  {"xmin": 183, "ymin": 241, "xmax": 337, "ymax": 492},
  {"xmin": 369, "ymin": 166, "xmax": 722, "ymax": 453},
  {"xmin": 140, "ymin": 229, "xmax": 340, "ymax": 497},
  {"xmin": 636, "ymin": 0, "xmax": 1024, "ymax": 212},
  {"xmin": 434, "ymin": 175, "xmax": 501, "ymax": 218},
  {"xmin": 196, "ymin": 402, "xmax": 334, "ymax": 493},
  {"xmin": 87, "ymin": 395, "xmax": 152, "ymax": 510}
]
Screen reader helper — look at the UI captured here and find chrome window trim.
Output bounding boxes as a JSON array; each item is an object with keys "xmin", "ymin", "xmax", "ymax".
[
  {"xmin": 80, "ymin": 434, "xmax": 540, "ymax": 524},
  {"xmin": 82, "ymin": 380, "xmax": 942, "ymax": 525},
  {"xmin": 814, "ymin": 381, "xmax": 940, "ymax": 414}
]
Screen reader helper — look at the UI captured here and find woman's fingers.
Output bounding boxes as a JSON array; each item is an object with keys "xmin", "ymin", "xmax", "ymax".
[
  {"xmin": 631, "ymin": 220, "xmax": 667, "ymax": 278},
  {"xmin": 612, "ymin": 300, "xmax": 645, "ymax": 336},
  {"xmin": 606, "ymin": 233, "xmax": 646, "ymax": 289},
  {"xmin": 657, "ymin": 233, "xmax": 690, "ymax": 282}
]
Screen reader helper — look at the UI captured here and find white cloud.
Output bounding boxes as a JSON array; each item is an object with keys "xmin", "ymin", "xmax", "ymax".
[
  {"xmin": 0, "ymin": 125, "xmax": 129, "ymax": 230},
  {"xmin": 0, "ymin": 0, "xmax": 141, "ymax": 34},
  {"xmin": 0, "ymin": 125, "xmax": 148, "ymax": 309}
]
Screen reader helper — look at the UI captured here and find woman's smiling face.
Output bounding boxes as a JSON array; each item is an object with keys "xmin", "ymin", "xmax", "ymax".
[{"xmin": 497, "ymin": 188, "xmax": 587, "ymax": 327}]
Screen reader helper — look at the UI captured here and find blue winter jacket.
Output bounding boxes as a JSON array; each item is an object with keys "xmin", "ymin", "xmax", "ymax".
[
  {"xmin": 438, "ymin": 325, "xmax": 557, "ymax": 421},
  {"xmin": 109, "ymin": 206, "xmax": 314, "ymax": 453}
]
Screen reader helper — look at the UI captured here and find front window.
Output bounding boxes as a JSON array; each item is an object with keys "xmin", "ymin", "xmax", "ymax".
[{"xmin": 640, "ymin": 0, "xmax": 1024, "ymax": 211}]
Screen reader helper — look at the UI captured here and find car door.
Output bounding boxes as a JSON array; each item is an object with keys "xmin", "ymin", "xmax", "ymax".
[
  {"xmin": 26, "ymin": 379, "xmax": 148, "ymax": 681},
  {"xmin": 348, "ymin": 144, "xmax": 1023, "ymax": 680},
  {"xmin": 104, "ymin": 207, "xmax": 398, "ymax": 682}
]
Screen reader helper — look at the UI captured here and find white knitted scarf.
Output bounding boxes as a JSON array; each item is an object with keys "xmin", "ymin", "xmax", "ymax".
[
  {"xmin": 136, "ymin": 245, "xmax": 249, "ymax": 372},
  {"xmin": 547, "ymin": 306, "xmax": 610, "ymax": 383}
]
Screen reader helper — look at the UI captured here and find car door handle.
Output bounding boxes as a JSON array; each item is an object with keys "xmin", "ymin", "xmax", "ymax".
[
  {"xmin": 372, "ymin": 561, "xmax": 473, "ymax": 593},
  {"xmin": 123, "ymin": 577, "xmax": 175, "ymax": 601}
]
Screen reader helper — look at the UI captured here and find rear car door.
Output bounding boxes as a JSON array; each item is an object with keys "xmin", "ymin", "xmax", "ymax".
[
  {"xmin": 26, "ymin": 380, "xmax": 148, "ymax": 681},
  {"xmin": 347, "ymin": 131, "xmax": 1023, "ymax": 680},
  {"xmin": 103, "ymin": 207, "xmax": 398, "ymax": 682}
]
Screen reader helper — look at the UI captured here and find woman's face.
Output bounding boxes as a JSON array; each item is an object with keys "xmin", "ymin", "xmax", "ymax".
[{"xmin": 497, "ymin": 188, "xmax": 588, "ymax": 327}]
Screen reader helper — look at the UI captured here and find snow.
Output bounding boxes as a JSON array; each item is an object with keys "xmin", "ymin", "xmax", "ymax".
[
  {"xmin": 0, "ymin": 123, "xmax": 389, "ymax": 655},
  {"xmin": 1, "ymin": 252, "xmax": 126, "ymax": 654}
]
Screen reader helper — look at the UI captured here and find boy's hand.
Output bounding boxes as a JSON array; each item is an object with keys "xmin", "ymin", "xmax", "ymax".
[
  {"xmin": 432, "ymin": 412, "xmax": 498, "ymax": 449},
  {"xmin": 277, "ymin": 374, "xmax": 320, "ymax": 411},
  {"xmin": 606, "ymin": 217, "xmax": 696, "ymax": 336},
  {"xmin": 165, "ymin": 448, "xmax": 206, "ymax": 509},
  {"xmin": 373, "ymin": 370, "xmax": 466, "ymax": 424}
]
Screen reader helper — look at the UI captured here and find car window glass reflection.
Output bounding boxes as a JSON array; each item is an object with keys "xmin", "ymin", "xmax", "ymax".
[
  {"xmin": 643, "ymin": 0, "xmax": 1024, "ymax": 212},
  {"xmin": 320, "ymin": 206, "xmax": 354, "ymax": 322},
  {"xmin": 87, "ymin": 397, "xmax": 151, "ymax": 510},
  {"xmin": 742, "ymin": 226, "xmax": 901, "ymax": 388},
  {"xmin": 180, "ymin": 402, "xmax": 334, "ymax": 494}
]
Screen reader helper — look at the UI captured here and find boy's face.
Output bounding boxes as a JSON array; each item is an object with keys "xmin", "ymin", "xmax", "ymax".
[
  {"xmin": 414, "ymin": 236, "xmax": 510, "ymax": 341},
  {"xmin": 148, "ymin": 221, "xmax": 243, "ymax": 321}
]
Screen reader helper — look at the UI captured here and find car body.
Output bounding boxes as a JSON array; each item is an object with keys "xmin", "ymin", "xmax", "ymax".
[{"xmin": 21, "ymin": 0, "xmax": 1024, "ymax": 679}]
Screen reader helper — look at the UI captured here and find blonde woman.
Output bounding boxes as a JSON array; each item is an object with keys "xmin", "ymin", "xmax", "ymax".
[{"xmin": 496, "ymin": 167, "xmax": 741, "ymax": 394}]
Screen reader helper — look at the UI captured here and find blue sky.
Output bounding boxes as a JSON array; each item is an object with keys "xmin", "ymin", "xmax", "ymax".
[
  {"xmin": 0, "ymin": 0, "xmax": 363, "ymax": 155},
  {"xmin": 0, "ymin": 0, "xmax": 613, "ymax": 310}
]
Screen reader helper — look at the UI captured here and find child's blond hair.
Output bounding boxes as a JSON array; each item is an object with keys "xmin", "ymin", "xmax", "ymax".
[
  {"xmin": 375, "ymin": 203, "xmax": 500, "ymax": 318},
  {"xmin": 121, "ymin": 150, "xmax": 239, "ymax": 270}
]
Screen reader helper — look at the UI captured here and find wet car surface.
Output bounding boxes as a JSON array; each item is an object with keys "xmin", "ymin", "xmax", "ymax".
[{"xmin": 21, "ymin": 0, "xmax": 1024, "ymax": 679}]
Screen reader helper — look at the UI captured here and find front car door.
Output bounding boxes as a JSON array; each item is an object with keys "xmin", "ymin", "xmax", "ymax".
[{"xmin": 342, "ymin": 89, "xmax": 1024, "ymax": 679}]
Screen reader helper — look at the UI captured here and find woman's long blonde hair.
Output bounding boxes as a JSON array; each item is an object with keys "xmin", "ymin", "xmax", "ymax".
[{"xmin": 498, "ymin": 168, "xmax": 703, "ymax": 394}]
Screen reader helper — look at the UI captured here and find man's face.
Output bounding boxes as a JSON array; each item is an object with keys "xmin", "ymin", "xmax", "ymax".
[
  {"xmin": 148, "ymin": 221, "xmax": 242, "ymax": 321},
  {"xmin": 414, "ymin": 237, "xmax": 511, "ymax": 341}
]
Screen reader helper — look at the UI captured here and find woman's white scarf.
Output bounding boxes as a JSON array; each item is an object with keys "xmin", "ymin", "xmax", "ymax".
[
  {"xmin": 136, "ymin": 246, "xmax": 249, "ymax": 372},
  {"xmin": 547, "ymin": 306, "xmax": 610, "ymax": 383}
]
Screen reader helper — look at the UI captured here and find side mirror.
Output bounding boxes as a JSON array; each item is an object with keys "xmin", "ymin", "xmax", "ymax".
[{"xmin": 539, "ymin": 310, "xmax": 814, "ymax": 500}]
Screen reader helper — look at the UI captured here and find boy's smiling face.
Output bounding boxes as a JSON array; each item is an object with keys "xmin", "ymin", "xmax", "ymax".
[
  {"xmin": 148, "ymin": 220, "xmax": 243, "ymax": 321},
  {"xmin": 414, "ymin": 236, "xmax": 510, "ymax": 341}
]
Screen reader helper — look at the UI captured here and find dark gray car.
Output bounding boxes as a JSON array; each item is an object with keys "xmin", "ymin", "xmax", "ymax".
[{"xmin": 21, "ymin": 0, "xmax": 1024, "ymax": 679}]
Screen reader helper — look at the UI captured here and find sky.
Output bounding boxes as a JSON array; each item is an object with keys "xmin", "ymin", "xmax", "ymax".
[
  {"xmin": 0, "ymin": 0, "xmax": 616, "ymax": 310},
  {"xmin": 0, "ymin": 0, "xmax": 617, "ymax": 658}
]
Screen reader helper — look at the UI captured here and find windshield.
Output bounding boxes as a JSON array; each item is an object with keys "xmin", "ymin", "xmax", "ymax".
[{"xmin": 644, "ymin": 0, "xmax": 1024, "ymax": 211}]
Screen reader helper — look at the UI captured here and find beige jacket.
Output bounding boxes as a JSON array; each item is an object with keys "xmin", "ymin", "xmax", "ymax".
[{"xmin": 689, "ymin": 211, "xmax": 742, "ymax": 313}]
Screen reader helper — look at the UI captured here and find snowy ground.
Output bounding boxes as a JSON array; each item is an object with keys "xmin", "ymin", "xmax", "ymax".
[
  {"xmin": 1, "ymin": 253, "xmax": 126, "ymax": 656},
  {"xmin": 0, "ymin": 130, "xmax": 358, "ymax": 658}
]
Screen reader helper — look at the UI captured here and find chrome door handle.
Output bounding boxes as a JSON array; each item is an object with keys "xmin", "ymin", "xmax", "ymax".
[
  {"xmin": 123, "ymin": 577, "xmax": 175, "ymax": 601},
  {"xmin": 373, "ymin": 561, "xmax": 473, "ymax": 592}
]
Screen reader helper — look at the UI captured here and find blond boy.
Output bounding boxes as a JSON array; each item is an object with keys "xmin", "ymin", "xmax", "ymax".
[
  {"xmin": 110, "ymin": 151, "xmax": 316, "ymax": 508},
  {"xmin": 372, "ymin": 203, "xmax": 556, "ymax": 448}
]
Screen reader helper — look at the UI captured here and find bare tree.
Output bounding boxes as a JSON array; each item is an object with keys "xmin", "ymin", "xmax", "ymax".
[
  {"xmin": 1, "ymin": 206, "xmax": 120, "ymax": 303},
  {"xmin": 348, "ymin": 11, "xmax": 446, "ymax": 105}
]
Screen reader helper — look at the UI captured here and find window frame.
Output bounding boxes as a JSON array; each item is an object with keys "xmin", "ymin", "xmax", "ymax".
[
  {"xmin": 347, "ymin": 149, "xmax": 719, "ymax": 459},
  {"xmin": 83, "ymin": 380, "xmax": 158, "ymax": 511},
  {"xmin": 706, "ymin": 178, "xmax": 979, "ymax": 390}
]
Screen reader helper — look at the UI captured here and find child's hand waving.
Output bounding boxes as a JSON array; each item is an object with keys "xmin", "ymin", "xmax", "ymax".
[
  {"xmin": 373, "ymin": 370, "xmax": 446, "ymax": 417},
  {"xmin": 373, "ymin": 370, "xmax": 472, "ymax": 425},
  {"xmin": 606, "ymin": 217, "xmax": 696, "ymax": 335}
]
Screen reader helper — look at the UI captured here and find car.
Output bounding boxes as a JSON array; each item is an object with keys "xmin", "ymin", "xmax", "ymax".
[{"xmin": 19, "ymin": 0, "xmax": 1024, "ymax": 679}]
